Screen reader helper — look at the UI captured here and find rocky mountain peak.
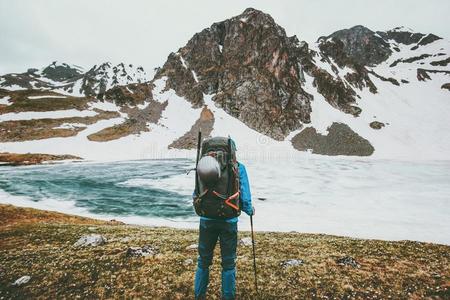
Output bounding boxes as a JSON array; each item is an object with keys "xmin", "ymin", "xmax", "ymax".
[
  {"xmin": 155, "ymin": 8, "xmax": 312, "ymax": 140},
  {"xmin": 319, "ymin": 25, "xmax": 392, "ymax": 66},
  {"xmin": 377, "ymin": 28, "xmax": 442, "ymax": 48},
  {"xmin": 41, "ymin": 61, "xmax": 84, "ymax": 82},
  {"xmin": 0, "ymin": 61, "xmax": 149, "ymax": 98}
]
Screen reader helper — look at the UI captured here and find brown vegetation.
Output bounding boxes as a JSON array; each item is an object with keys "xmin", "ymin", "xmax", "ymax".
[
  {"xmin": 87, "ymin": 120, "xmax": 139, "ymax": 142},
  {"xmin": 0, "ymin": 89, "xmax": 90, "ymax": 114},
  {"xmin": 0, "ymin": 204, "xmax": 448, "ymax": 299},
  {"xmin": 0, "ymin": 152, "xmax": 81, "ymax": 166},
  {"xmin": 0, "ymin": 110, "xmax": 120, "ymax": 142}
]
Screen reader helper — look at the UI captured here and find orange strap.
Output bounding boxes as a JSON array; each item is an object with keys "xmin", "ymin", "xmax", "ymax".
[{"xmin": 213, "ymin": 190, "xmax": 240, "ymax": 211}]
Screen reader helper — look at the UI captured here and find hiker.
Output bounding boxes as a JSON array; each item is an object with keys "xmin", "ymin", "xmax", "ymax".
[{"xmin": 193, "ymin": 136, "xmax": 254, "ymax": 300}]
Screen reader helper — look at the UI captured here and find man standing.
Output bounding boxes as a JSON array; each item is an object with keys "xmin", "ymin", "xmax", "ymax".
[{"xmin": 193, "ymin": 137, "xmax": 254, "ymax": 300}]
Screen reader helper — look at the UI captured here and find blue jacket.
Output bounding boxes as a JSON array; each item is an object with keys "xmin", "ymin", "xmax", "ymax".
[{"xmin": 195, "ymin": 162, "xmax": 253, "ymax": 223}]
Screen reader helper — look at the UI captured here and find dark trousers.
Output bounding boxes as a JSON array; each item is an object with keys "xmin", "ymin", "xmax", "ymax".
[{"xmin": 194, "ymin": 219, "xmax": 238, "ymax": 300}]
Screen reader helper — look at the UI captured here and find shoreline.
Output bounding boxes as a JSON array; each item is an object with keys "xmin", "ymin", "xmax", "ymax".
[
  {"xmin": 1, "ymin": 201, "xmax": 449, "ymax": 247},
  {"xmin": 2, "ymin": 151, "xmax": 450, "ymax": 167},
  {"xmin": 1, "ymin": 192, "xmax": 449, "ymax": 246}
]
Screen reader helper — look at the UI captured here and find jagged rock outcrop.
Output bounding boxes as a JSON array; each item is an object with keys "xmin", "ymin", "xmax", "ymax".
[
  {"xmin": 377, "ymin": 27, "xmax": 442, "ymax": 48},
  {"xmin": 155, "ymin": 8, "xmax": 313, "ymax": 140},
  {"xmin": 320, "ymin": 25, "xmax": 392, "ymax": 66},
  {"xmin": 310, "ymin": 67, "xmax": 362, "ymax": 116},
  {"xmin": 41, "ymin": 62, "xmax": 83, "ymax": 82},
  {"xmin": 291, "ymin": 123, "xmax": 374, "ymax": 156},
  {"xmin": 0, "ymin": 62, "xmax": 148, "ymax": 98},
  {"xmin": 168, "ymin": 106, "xmax": 215, "ymax": 149},
  {"xmin": 101, "ymin": 82, "xmax": 153, "ymax": 106}
]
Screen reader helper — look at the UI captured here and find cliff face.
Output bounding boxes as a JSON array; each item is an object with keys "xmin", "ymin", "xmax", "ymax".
[
  {"xmin": 155, "ymin": 10, "xmax": 442, "ymax": 141},
  {"xmin": 156, "ymin": 8, "xmax": 313, "ymax": 140},
  {"xmin": 320, "ymin": 25, "xmax": 393, "ymax": 67}
]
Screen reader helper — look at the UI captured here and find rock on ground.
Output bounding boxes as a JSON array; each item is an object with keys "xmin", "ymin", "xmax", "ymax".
[
  {"xmin": 239, "ymin": 237, "xmax": 252, "ymax": 246},
  {"xmin": 126, "ymin": 245, "xmax": 158, "ymax": 257},
  {"xmin": 12, "ymin": 276, "xmax": 31, "ymax": 286},
  {"xmin": 336, "ymin": 256, "xmax": 360, "ymax": 268},
  {"xmin": 73, "ymin": 234, "xmax": 107, "ymax": 247},
  {"xmin": 280, "ymin": 259, "xmax": 304, "ymax": 268},
  {"xmin": 291, "ymin": 123, "xmax": 374, "ymax": 156},
  {"xmin": 370, "ymin": 121, "xmax": 385, "ymax": 129},
  {"xmin": 186, "ymin": 244, "xmax": 198, "ymax": 250}
]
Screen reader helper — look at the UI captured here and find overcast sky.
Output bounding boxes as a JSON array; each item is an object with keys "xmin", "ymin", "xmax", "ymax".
[{"xmin": 1, "ymin": 0, "xmax": 449, "ymax": 74}]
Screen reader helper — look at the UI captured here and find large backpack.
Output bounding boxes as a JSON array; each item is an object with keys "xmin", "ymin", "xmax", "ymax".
[{"xmin": 193, "ymin": 136, "xmax": 241, "ymax": 219}]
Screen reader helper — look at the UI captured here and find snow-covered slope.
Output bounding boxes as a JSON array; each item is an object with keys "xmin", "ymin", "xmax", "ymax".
[
  {"xmin": 0, "ymin": 9, "xmax": 449, "ymax": 161},
  {"xmin": 0, "ymin": 61, "xmax": 149, "ymax": 97},
  {"xmin": 304, "ymin": 33, "xmax": 450, "ymax": 160}
]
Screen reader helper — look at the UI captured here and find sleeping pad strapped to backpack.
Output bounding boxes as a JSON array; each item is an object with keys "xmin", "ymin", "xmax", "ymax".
[{"xmin": 193, "ymin": 136, "xmax": 241, "ymax": 219}]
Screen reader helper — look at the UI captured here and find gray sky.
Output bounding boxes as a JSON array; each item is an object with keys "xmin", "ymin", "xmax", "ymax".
[{"xmin": 1, "ymin": 0, "xmax": 449, "ymax": 74}]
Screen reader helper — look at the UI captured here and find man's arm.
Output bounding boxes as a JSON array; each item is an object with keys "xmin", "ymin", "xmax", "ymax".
[{"xmin": 238, "ymin": 163, "xmax": 254, "ymax": 216}]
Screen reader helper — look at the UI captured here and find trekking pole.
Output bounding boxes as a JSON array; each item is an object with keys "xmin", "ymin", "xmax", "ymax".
[
  {"xmin": 194, "ymin": 131, "xmax": 202, "ymax": 194},
  {"xmin": 250, "ymin": 214, "xmax": 258, "ymax": 294}
]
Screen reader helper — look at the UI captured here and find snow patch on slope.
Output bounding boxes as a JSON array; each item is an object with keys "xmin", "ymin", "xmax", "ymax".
[
  {"xmin": 28, "ymin": 95, "xmax": 67, "ymax": 99},
  {"xmin": 0, "ymin": 96, "xmax": 11, "ymax": 105},
  {"xmin": 302, "ymin": 69, "xmax": 450, "ymax": 160}
]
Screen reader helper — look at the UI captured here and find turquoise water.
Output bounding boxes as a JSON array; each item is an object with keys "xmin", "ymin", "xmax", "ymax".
[
  {"xmin": 1, "ymin": 158, "xmax": 450, "ymax": 244},
  {"xmin": 0, "ymin": 159, "xmax": 196, "ymax": 219}
]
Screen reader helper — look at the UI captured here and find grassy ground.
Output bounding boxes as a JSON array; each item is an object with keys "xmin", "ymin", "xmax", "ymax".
[{"xmin": 0, "ymin": 204, "xmax": 448, "ymax": 299}]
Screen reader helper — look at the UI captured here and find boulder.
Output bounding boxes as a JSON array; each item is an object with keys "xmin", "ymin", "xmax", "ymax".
[
  {"xmin": 370, "ymin": 121, "xmax": 385, "ymax": 129},
  {"xmin": 74, "ymin": 234, "xmax": 107, "ymax": 247},
  {"xmin": 126, "ymin": 245, "xmax": 158, "ymax": 257},
  {"xmin": 291, "ymin": 123, "xmax": 374, "ymax": 156}
]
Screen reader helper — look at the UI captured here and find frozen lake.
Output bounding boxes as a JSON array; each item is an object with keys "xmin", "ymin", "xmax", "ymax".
[{"xmin": 0, "ymin": 158, "xmax": 449, "ymax": 245}]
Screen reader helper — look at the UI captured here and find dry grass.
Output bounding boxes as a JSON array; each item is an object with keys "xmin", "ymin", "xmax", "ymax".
[
  {"xmin": 0, "ymin": 153, "xmax": 82, "ymax": 166},
  {"xmin": 0, "ymin": 110, "xmax": 120, "ymax": 142},
  {"xmin": 0, "ymin": 89, "xmax": 90, "ymax": 114},
  {"xmin": 0, "ymin": 205, "xmax": 448, "ymax": 299},
  {"xmin": 87, "ymin": 120, "xmax": 139, "ymax": 142}
]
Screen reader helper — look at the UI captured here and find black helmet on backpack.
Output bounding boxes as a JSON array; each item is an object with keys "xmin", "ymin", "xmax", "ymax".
[{"xmin": 197, "ymin": 155, "xmax": 221, "ymax": 186}]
